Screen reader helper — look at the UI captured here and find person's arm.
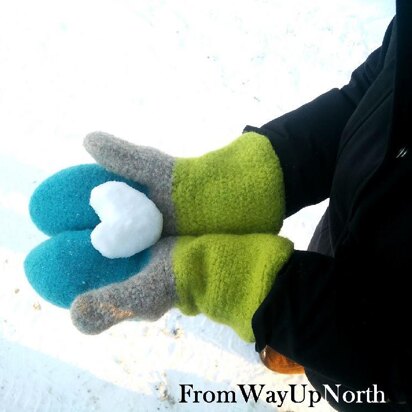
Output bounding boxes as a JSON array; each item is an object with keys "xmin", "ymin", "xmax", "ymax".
[
  {"xmin": 252, "ymin": 251, "xmax": 379, "ymax": 389},
  {"xmin": 244, "ymin": 18, "xmax": 394, "ymax": 216},
  {"xmin": 250, "ymin": 17, "xmax": 398, "ymax": 394},
  {"xmin": 252, "ymin": 247, "xmax": 409, "ymax": 405}
]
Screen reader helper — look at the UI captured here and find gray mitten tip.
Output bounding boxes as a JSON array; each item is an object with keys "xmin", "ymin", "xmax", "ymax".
[
  {"xmin": 70, "ymin": 238, "xmax": 178, "ymax": 335},
  {"xmin": 70, "ymin": 291, "xmax": 132, "ymax": 335}
]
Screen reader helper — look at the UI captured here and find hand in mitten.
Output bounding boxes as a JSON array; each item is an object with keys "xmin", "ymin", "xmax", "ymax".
[
  {"xmin": 70, "ymin": 233, "xmax": 302, "ymax": 374},
  {"xmin": 71, "ymin": 234, "xmax": 292, "ymax": 339},
  {"xmin": 24, "ymin": 137, "xmax": 301, "ymax": 374},
  {"xmin": 25, "ymin": 131, "xmax": 285, "ymax": 307},
  {"xmin": 82, "ymin": 131, "xmax": 285, "ymax": 235}
]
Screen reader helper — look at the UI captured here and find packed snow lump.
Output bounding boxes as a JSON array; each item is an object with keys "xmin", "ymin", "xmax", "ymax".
[{"xmin": 90, "ymin": 181, "xmax": 163, "ymax": 258}]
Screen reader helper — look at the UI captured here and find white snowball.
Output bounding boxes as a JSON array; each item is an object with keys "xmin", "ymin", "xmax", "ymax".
[{"xmin": 89, "ymin": 181, "xmax": 163, "ymax": 258}]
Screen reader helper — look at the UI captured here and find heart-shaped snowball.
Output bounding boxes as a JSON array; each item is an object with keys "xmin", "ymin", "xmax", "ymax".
[{"xmin": 90, "ymin": 181, "xmax": 163, "ymax": 258}]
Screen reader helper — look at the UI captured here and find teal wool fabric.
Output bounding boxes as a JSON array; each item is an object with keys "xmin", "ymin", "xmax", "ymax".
[
  {"xmin": 25, "ymin": 164, "xmax": 151, "ymax": 308},
  {"xmin": 29, "ymin": 164, "xmax": 148, "ymax": 236},
  {"xmin": 24, "ymin": 230, "xmax": 151, "ymax": 308}
]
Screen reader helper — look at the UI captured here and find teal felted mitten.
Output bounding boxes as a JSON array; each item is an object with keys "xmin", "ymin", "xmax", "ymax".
[
  {"xmin": 29, "ymin": 164, "xmax": 147, "ymax": 236},
  {"xmin": 25, "ymin": 164, "xmax": 151, "ymax": 307},
  {"xmin": 25, "ymin": 230, "xmax": 150, "ymax": 308}
]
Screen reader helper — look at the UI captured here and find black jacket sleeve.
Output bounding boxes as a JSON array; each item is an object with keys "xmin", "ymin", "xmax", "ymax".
[
  {"xmin": 252, "ymin": 251, "xmax": 382, "ymax": 390},
  {"xmin": 252, "ymin": 247, "xmax": 410, "ymax": 405},
  {"xmin": 244, "ymin": 19, "xmax": 394, "ymax": 217},
  {"xmin": 250, "ymin": 18, "xmax": 410, "ymax": 404}
]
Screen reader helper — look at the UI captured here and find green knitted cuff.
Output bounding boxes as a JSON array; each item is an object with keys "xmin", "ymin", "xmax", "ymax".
[
  {"xmin": 172, "ymin": 132, "xmax": 285, "ymax": 235},
  {"xmin": 173, "ymin": 234, "xmax": 294, "ymax": 342}
]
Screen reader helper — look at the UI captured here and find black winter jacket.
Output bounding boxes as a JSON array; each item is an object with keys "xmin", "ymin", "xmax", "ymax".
[{"xmin": 246, "ymin": 1, "xmax": 411, "ymax": 410}]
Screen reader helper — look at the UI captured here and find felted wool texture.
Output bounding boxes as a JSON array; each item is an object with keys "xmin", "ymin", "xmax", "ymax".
[
  {"xmin": 173, "ymin": 234, "xmax": 294, "ymax": 342},
  {"xmin": 172, "ymin": 132, "xmax": 285, "ymax": 235},
  {"xmin": 84, "ymin": 132, "xmax": 177, "ymax": 235},
  {"xmin": 83, "ymin": 131, "xmax": 285, "ymax": 236},
  {"xmin": 29, "ymin": 164, "xmax": 147, "ymax": 236},
  {"xmin": 24, "ymin": 229, "xmax": 151, "ymax": 308},
  {"xmin": 71, "ymin": 237, "xmax": 177, "ymax": 335}
]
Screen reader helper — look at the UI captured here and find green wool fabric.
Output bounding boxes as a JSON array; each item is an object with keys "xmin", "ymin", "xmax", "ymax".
[
  {"xmin": 172, "ymin": 132, "xmax": 285, "ymax": 235},
  {"xmin": 173, "ymin": 234, "xmax": 294, "ymax": 342}
]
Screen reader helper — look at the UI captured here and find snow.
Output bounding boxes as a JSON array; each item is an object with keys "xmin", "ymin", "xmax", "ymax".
[
  {"xmin": 90, "ymin": 181, "xmax": 163, "ymax": 259},
  {"xmin": 0, "ymin": 1, "xmax": 395, "ymax": 411}
]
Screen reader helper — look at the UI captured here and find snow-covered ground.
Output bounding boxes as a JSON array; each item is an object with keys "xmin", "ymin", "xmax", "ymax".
[{"xmin": 0, "ymin": 1, "xmax": 395, "ymax": 411}]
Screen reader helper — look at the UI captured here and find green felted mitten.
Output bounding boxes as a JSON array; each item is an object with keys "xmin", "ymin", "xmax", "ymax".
[
  {"xmin": 83, "ymin": 131, "xmax": 285, "ymax": 235},
  {"xmin": 71, "ymin": 233, "xmax": 293, "ymax": 341}
]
